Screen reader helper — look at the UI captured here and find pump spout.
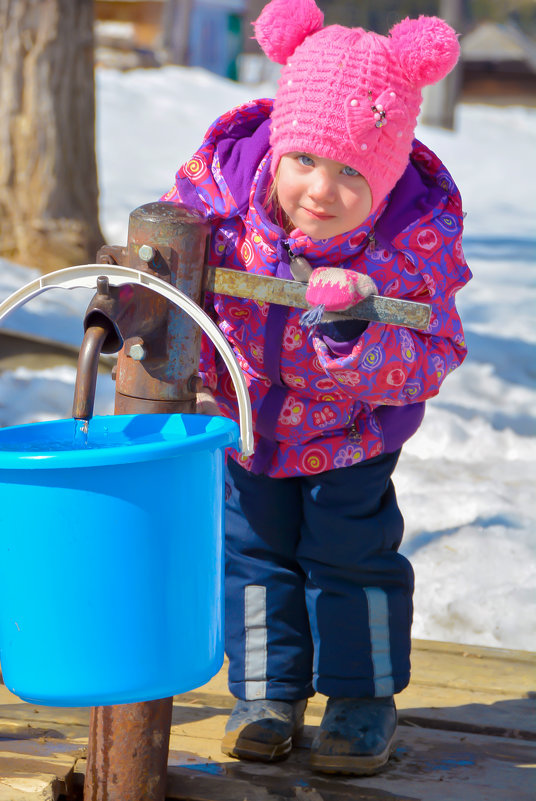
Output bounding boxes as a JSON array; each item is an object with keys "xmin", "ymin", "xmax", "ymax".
[
  {"xmin": 72, "ymin": 323, "xmax": 110, "ymax": 421},
  {"xmin": 72, "ymin": 276, "xmax": 124, "ymax": 422}
]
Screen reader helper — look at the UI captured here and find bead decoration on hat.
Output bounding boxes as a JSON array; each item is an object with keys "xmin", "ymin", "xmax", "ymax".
[{"xmin": 369, "ymin": 91, "xmax": 387, "ymax": 128}]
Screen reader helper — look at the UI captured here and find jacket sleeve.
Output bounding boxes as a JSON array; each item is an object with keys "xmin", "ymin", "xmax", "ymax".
[
  {"xmin": 160, "ymin": 144, "xmax": 240, "ymax": 222},
  {"xmin": 311, "ymin": 215, "xmax": 471, "ymax": 406},
  {"xmin": 160, "ymin": 136, "xmax": 240, "ymax": 390}
]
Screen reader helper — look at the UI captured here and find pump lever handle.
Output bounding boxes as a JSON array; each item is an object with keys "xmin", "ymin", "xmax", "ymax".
[{"xmin": 203, "ymin": 266, "xmax": 431, "ymax": 331}]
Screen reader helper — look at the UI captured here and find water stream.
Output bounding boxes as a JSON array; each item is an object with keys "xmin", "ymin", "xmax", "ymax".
[{"xmin": 73, "ymin": 418, "xmax": 90, "ymax": 448}]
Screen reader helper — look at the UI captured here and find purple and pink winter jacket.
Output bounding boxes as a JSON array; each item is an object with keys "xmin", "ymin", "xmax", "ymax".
[{"xmin": 161, "ymin": 99, "xmax": 471, "ymax": 477}]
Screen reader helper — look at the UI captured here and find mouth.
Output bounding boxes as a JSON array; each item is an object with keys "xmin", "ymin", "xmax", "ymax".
[{"xmin": 302, "ymin": 207, "xmax": 335, "ymax": 221}]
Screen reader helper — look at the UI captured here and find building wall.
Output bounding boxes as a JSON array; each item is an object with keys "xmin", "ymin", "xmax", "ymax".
[{"xmin": 95, "ymin": 0, "xmax": 165, "ymax": 47}]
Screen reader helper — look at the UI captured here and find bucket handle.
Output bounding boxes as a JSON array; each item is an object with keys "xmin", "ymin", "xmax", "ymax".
[{"xmin": 0, "ymin": 265, "xmax": 254, "ymax": 456}]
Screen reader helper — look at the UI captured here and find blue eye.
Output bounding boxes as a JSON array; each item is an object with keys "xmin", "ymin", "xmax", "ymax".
[
  {"xmin": 297, "ymin": 154, "xmax": 315, "ymax": 167},
  {"xmin": 342, "ymin": 165, "xmax": 360, "ymax": 176}
]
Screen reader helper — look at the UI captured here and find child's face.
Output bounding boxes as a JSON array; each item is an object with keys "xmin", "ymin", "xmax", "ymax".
[{"xmin": 276, "ymin": 153, "xmax": 372, "ymax": 239}]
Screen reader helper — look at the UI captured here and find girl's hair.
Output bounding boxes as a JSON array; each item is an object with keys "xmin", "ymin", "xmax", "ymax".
[
  {"xmin": 266, "ymin": 164, "xmax": 279, "ymax": 205},
  {"xmin": 265, "ymin": 162, "xmax": 293, "ymax": 233}
]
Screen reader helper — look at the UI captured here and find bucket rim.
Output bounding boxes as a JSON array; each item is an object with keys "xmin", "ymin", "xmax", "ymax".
[{"xmin": 0, "ymin": 413, "xmax": 240, "ymax": 469}]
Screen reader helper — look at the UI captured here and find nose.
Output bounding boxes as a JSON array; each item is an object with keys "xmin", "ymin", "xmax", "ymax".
[{"xmin": 308, "ymin": 167, "xmax": 336, "ymax": 204}]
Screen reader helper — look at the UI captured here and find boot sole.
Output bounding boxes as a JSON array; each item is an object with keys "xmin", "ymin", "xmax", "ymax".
[
  {"xmin": 221, "ymin": 723, "xmax": 303, "ymax": 763},
  {"xmin": 310, "ymin": 736, "xmax": 396, "ymax": 776}
]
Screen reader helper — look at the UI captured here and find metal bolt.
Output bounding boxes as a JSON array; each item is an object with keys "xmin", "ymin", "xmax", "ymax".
[
  {"xmin": 96, "ymin": 276, "xmax": 110, "ymax": 295},
  {"xmin": 128, "ymin": 343, "xmax": 146, "ymax": 361},
  {"xmin": 187, "ymin": 375, "xmax": 203, "ymax": 394},
  {"xmin": 138, "ymin": 244, "xmax": 155, "ymax": 263}
]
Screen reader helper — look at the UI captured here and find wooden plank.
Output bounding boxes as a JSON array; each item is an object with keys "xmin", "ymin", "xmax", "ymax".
[
  {"xmin": 175, "ymin": 640, "xmax": 536, "ymax": 708},
  {"xmin": 170, "ymin": 688, "xmax": 536, "ymax": 743},
  {"xmin": 155, "ymin": 701, "xmax": 536, "ymax": 801},
  {"xmin": 412, "ymin": 639, "xmax": 535, "ymax": 664},
  {"xmin": 0, "ymin": 738, "xmax": 85, "ymax": 761},
  {"xmin": 166, "ymin": 697, "xmax": 536, "ymax": 759},
  {"xmin": 0, "ymin": 727, "xmax": 84, "ymax": 799},
  {"xmin": 72, "ymin": 723, "xmax": 536, "ymax": 801},
  {"xmin": 396, "ymin": 639, "xmax": 536, "ymax": 739},
  {"xmin": 408, "ymin": 639, "xmax": 536, "ymax": 696},
  {"xmin": 0, "ymin": 749, "xmax": 75, "ymax": 801},
  {"xmin": 172, "ymin": 640, "xmax": 536, "ymax": 741},
  {"xmin": 0, "ymin": 718, "xmax": 88, "ymax": 745},
  {"xmin": 353, "ymin": 725, "xmax": 536, "ymax": 801},
  {"xmin": 3, "ymin": 636, "xmax": 534, "ymax": 743},
  {"xmin": 0, "ymin": 686, "xmax": 86, "ymax": 798},
  {"xmin": 166, "ymin": 725, "xmax": 536, "ymax": 801},
  {"xmin": 0, "ymin": 685, "xmax": 90, "ymax": 740},
  {"xmin": 2, "ymin": 639, "xmax": 535, "ymax": 800},
  {"xmin": 164, "ymin": 759, "xmax": 418, "ymax": 801},
  {"xmin": 73, "ymin": 752, "xmax": 419, "ymax": 801},
  {"xmin": 0, "ymin": 775, "xmax": 61, "ymax": 801},
  {"xmin": 398, "ymin": 689, "xmax": 535, "ymax": 741},
  {"xmin": 0, "ymin": 721, "xmax": 63, "ymax": 741}
]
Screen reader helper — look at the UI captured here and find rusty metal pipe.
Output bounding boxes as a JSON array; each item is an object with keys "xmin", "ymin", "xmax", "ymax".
[
  {"xmin": 84, "ymin": 203, "xmax": 211, "ymax": 801},
  {"xmin": 84, "ymin": 699, "xmax": 173, "ymax": 801},
  {"xmin": 113, "ymin": 202, "xmax": 210, "ymax": 414},
  {"xmin": 72, "ymin": 324, "xmax": 109, "ymax": 421}
]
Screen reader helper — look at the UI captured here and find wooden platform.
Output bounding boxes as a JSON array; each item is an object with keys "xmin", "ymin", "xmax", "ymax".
[{"xmin": 0, "ymin": 640, "xmax": 534, "ymax": 800}]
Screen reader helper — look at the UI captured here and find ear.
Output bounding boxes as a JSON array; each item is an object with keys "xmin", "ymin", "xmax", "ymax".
[
  {"xmin": 389, "ymin": 16, "xmax": 460, "ymax": 89},
  {"xmin": 254, "ymin": 0, "xmax": 324, "ymax": 65}
]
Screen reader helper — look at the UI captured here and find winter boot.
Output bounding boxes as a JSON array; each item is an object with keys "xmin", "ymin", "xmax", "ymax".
[
  {"xmin": 221, "ymin": 698, "xmax": 308, "ymax": 762},
  {"xmin": 310, "ymin": 696, "xmax": 397, "ymax": 775}
]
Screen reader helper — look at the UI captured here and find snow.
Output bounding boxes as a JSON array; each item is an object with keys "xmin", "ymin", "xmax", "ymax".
[{"xmin": 0, "ymin": 65, "xmax": 534, "ymax": 652}]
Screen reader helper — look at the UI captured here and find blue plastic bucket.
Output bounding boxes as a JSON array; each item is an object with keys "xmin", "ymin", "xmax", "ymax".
[{"xmin": 0, "ymin": 413, "xmax": 238, "ymax": 707}]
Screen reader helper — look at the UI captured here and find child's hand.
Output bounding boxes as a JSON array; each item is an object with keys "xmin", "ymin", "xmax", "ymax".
[
  {"xmin": 305, "ymin": 267, "xmax": 377, "ymax": 312},
  {"xmin": 196, "ymin": 388, "xmax": 221, "ymax": 416}
]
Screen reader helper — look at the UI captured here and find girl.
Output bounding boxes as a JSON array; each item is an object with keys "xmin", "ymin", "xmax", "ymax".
[{"xmin": 162, "ymin": 0, "xmax": 470, "ymax": 776}]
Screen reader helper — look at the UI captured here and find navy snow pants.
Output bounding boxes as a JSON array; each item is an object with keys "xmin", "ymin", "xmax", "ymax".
[{"xmin": 224, "ymin": 451, "xmax": 414, "ymax": 702}]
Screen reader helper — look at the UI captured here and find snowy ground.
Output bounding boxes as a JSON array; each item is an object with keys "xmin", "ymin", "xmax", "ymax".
[{"xmin": 0, "ymin": 66, "xmax": 534, "ymax": 651}]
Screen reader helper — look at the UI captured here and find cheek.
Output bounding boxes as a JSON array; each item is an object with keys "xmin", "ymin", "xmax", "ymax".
[
  {"xmin": 363, "ymin": 183, "xmax": 373, "ymax": 213},
  {"xmin": 276, "ymin": 178, "xmax": 298, "ymax": 215},
  {"xmin": 345, "ymin": 184, "xmax": 372, "ymax": 220}
]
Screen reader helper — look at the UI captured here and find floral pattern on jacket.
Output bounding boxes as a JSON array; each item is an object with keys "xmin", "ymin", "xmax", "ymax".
[{"xmin": 161, "ymin": 99, "xmax": 471, "ymax": 477}]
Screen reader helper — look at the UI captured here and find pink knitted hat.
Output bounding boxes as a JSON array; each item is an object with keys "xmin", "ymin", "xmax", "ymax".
[{"xmin": 254, "ymin": 0, "xmax": 460, "ymax": 212}]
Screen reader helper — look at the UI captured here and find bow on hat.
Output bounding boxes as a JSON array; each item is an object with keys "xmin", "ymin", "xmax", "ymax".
[{"xmin": 345, "ymin": 89, "xmax": 411, "ymax": 157}]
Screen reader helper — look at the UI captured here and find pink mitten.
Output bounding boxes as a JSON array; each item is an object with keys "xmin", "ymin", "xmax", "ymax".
[{"xmin": 305, "ymin": 267, "xmax": 377, "ymax": 312}]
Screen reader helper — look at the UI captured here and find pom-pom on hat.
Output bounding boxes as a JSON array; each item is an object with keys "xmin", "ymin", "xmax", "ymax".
[{"xmin": 254, "ymin": 0, "xmax": 460, "ymax": 212}]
